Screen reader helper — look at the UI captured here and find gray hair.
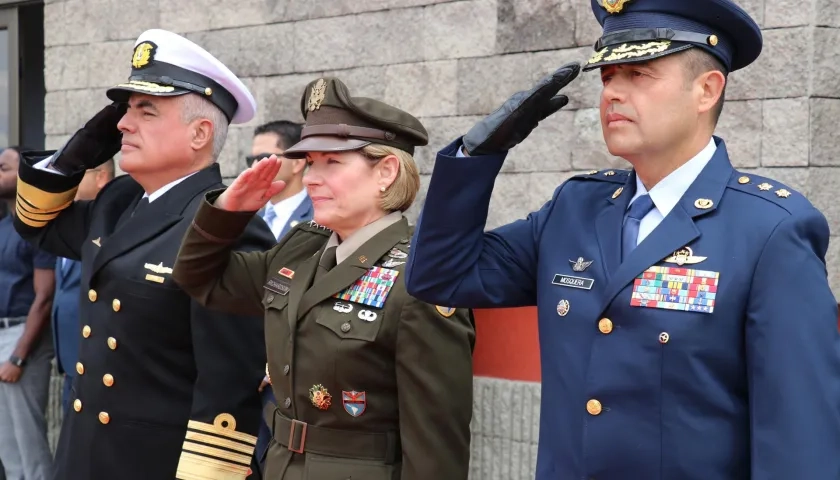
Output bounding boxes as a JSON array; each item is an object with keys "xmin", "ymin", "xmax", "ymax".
[{"xmin": 180, "ymin": 94, "xmax": 229, "ymax": 161}]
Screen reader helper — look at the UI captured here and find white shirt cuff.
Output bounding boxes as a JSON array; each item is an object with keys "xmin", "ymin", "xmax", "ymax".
[{"xmin": 33, "ymin": 155, "xmax": 66, "ymax": 176}]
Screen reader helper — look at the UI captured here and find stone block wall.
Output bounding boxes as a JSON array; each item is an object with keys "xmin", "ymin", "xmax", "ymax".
[{"xmin": 41, "ymin": 0, "xmax": 839, "ymax": 477}]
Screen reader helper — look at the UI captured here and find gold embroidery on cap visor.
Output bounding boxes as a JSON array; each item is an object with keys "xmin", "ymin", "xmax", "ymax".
[
  {"xmin": 587, "ymin": 40, "xmax": 673, "ymax": 67},
  {"xmin": 113, "ymin": 80, "xmax": 177, "ymax": 94}
]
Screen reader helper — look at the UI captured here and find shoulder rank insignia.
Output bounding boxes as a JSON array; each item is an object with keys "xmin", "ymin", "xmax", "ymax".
[{"xmin": 663, "ymin": 246, "xmax": 706, "ymax": 266}]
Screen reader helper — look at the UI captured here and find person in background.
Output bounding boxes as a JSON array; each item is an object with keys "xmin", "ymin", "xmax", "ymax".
[
  {"xmin": 52, "ymin": 158, "xmax": 115, "ymax": 413},
  {"xmin": 249, "ymin": 120, "xmax": 311, "ymax": 241},
  {"xmin": 0, "ymin": 146, "xmax": 57, "ymax": 480},
  {"xmin": 245, "ymin": 120, "xmax": 312, "ymax": 479}
]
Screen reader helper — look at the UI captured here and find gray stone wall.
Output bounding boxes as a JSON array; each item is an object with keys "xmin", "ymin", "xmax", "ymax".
[{"xmin": 41, "ymin": 0, "xmax": 840, "ymax": 476}]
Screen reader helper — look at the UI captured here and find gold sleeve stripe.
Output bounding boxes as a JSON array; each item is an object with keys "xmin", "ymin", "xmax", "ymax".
[
  {"xmin": 16, "ymin": 193, "xmax": 72, "ymax": 215},
  {"xmin": 16, "ymin": 201, "xmax": 70, "ymax": 220},
  {"xmin": 187, "ymin": 420, "xmax": 257, "ymax": 446},
  {"xmin": 15, "ymin": 204, "xmax": 51, "ymax": 228},
  {"xmin": 182, "ymin": 442, "xmax": 252, "ymax": 466},
  {"xmin": 184, "ymin": 431, "xmax": 254, "ymax": 456},
  {"xmin": 175, "ymin": 452, "xmax": 250, "ymax": 480},
  {"xmin": 16, "ymin": 176, "xmax": 77, "ymax": 211}
]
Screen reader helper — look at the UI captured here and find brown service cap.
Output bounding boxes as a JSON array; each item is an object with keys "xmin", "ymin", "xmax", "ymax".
[{"xmin": 282, "ymin": 77, "xmax": 429, "ymax": 159}]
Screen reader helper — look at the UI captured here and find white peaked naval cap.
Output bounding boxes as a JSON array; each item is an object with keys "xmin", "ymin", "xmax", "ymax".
[{"xmin": 106, "ymin": 29, "xmax": 256, "ymax": 125}]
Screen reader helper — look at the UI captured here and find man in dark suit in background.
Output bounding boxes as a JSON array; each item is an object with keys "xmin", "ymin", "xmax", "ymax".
[{"xmin": 52, "ymin": 159, "xmax": 114, "ymax": 412}]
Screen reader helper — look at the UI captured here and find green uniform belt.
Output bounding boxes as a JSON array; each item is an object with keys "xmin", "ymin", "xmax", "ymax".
[{"xmin": 264, "ymin": 403, "xmax": 402, "ymax": 464}]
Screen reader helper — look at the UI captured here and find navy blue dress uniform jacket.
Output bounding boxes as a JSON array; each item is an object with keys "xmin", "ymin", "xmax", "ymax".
[
  {"xmin": 405, "ymin": 137, "xmax": 840, "ymax": 479},
  {"xmin": 14, "ymin": 161, "xmax": 275, "ymax": 480}
]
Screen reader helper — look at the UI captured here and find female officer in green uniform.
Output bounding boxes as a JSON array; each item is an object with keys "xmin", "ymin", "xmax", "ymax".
[{"xmin": 172, "ymin": 77, "xmax": 475, "ymax": 480}]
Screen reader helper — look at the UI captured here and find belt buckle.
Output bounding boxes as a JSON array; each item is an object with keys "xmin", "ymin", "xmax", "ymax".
[{"xmin": 287, "ymin": 419, "xmax": 308, "ymax": 454}]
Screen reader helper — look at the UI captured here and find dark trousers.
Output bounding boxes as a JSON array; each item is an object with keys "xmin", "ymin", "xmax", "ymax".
[
  {"xmin": 61, "ymin": 375, "xmax": 73, "ymax": 414},
  {"xmin": 252, "ymin": 387, "xmax": 277, "ymax": 478}
]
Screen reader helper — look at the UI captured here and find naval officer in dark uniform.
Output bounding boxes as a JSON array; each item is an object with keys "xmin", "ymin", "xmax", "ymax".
[
  {"xmin": 14, "ymin": 29, "xmax": 274, "ymax": 480},
  {"xmin": 171, "ymin": 77, "xmax": 476, "ymax": 480},
  {"xmin": 405, "ymin": 0, "xmax": 840, "ymax": 479}
]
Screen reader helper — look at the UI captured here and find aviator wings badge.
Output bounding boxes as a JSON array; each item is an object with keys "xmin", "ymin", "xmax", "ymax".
[
  {"xmin": 663, "ymin": 246, "xmax": 707, "ymax": 266},
  {"xmin": 569, "ymin": 257, "xmax": 594, "ymax": 272}
]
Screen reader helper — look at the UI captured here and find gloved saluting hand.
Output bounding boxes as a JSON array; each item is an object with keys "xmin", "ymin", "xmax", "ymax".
[
  {"xmin": 462, "ymin": 62, "xmax": 581, "ymax": 157},
  {"xmin": 46, "ymin": 102, "xmax": 128, "ymax": 176}
]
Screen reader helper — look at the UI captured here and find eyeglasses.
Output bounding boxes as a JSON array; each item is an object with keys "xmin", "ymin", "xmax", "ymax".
[{"xmin": 245, "ymin": 153, "xmax": 284, "ymax": 167}]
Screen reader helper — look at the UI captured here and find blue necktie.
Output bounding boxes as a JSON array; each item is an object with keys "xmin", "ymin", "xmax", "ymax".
[
  {"xmin": 263, "ymin": 207, "xmax": 276, "ymax": 231},
  {"xmin": 622, "ymin": 194, "xmax": 655, "ymax": 260}
]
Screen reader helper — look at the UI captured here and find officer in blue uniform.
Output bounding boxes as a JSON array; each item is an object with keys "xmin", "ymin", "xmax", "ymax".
[{"xmin": 405, "ymin": 0, "xmax": 840, "ymax": 478}]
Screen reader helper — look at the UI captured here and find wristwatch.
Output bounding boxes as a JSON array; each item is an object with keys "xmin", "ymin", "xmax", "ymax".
[{"xmin": 8, "ymin": 355, "xmax": 25, "ymax": 368}]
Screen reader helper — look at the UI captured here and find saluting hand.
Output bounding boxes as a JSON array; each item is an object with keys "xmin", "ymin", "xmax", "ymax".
[
  {"xmin": 462, "ymin": 62, "xmax": 581, "ymax": 156},
  {"xmin": 215, "ymin": 155, "xmax": 287, "ymax": 212}
]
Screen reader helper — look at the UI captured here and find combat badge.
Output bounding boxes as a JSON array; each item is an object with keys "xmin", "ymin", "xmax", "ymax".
[
  {"xmin": 131, "ymin": 41, "xmax": 157, "ymax": 69},
  {"xmin": 381, "ymin": 258, "xmax": 405, "ymax": 268},
  {"xmin": 358, "ymin": 310, "xmax": 377, "ymax": 322},
  {"xmin": 342, "ymin": 391, "xmax": 366, "ymax": 417},
  {"xmin": 333, "ymin": 302, "xmax": 353, "ymax": 314},
  {"xmin": 309, "ymin": 384, "xmax": 332, "ymax": 410},
  {"xmin": 663, "ymin": 246, "xmax": 706, "ymax": 266},
  {"xmin": 569, "ymin": 257, "xmax": 594, "ymax": 272}
]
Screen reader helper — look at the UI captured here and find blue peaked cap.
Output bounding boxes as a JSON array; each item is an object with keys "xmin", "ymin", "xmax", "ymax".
[{"xmin": 583, "ymin": 0, "xmax": 762, "ymax": 73}]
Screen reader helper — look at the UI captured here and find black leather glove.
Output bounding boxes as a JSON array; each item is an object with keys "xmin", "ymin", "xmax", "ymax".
[
  {"xmin": 47, "ymin": 102, "xmax": 127, "ymax": 176},
  {"xmin": 462, "ymin": 62, "xmax": 581, "ymax": 157}
]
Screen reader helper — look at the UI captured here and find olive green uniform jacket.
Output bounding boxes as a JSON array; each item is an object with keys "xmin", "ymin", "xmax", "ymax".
[{"xmin": 173, "ymin": 191, "xmax": 476, "ymax": 480}]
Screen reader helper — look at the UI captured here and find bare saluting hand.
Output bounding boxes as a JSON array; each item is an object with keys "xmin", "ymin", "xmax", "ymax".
[{"xmin": 215, "ymin": 155, "xmax": 287, "ymax": 212}]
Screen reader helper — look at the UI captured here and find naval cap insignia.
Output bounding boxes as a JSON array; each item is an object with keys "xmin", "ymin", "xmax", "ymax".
[
  {"xmin": 602, "ymin": 0, "xmax": 631, "ymax": 14},
  {"xmin": 131, "ymin": 41, "xmax": 157, "ymax": 69},
  {"xmin": 663, "ymin": 246, "xmax": 707, "ymax": 266},
  {"xmin": 569, "ymin": 257, "xmax": 594, "ymax": 272},
  {"xmin": 308, "ymin": 78, "xmax": 327, "ymax": 112}
]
